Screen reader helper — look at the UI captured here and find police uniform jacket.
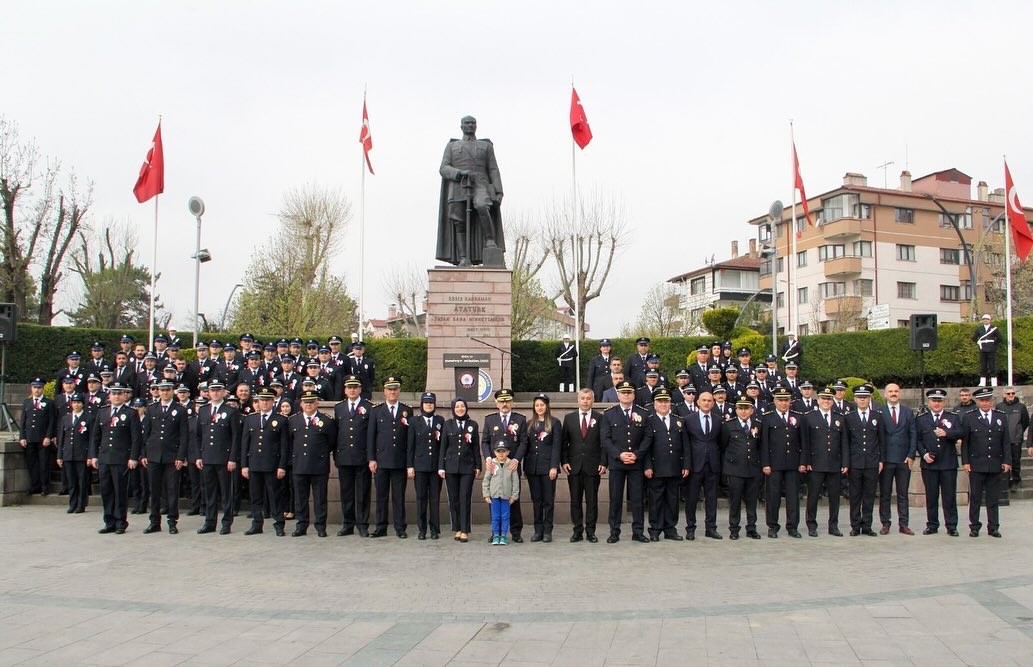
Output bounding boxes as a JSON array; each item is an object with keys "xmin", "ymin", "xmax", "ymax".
[
  {"xmin": 189, "ymin": 358, "xmax": 216, "ymax": 387},
  {"xmin": 635, "ymin": 384, "xmax": 661, "ymax": 408},
  {"xmin": 20, "ymin": 395, "xmax": 58, "ymax": 442},
  {"xmin": 238, "ymin": 366, "xmax": 264, "ymax": 393},
  {"xmin": 347, "ymin": 356, "xmax": 375, "ymax": 396},
  {"xmin": 277, "ymin": 372, "xmax": 302, "ymax": 404},
  {"xmin": 480, "ymin": 412, "xmax": 528, "ymax": 462},
  {"xmin": 138, "ymin": 402, "xmax": 189, "ymax": 463},
  {"xmin": 111, "ymin": 365, "xmax": 136, "ymax": 390},
  {"xmin": 555, "ymin": 343, "xmax": 577, "ymax": 368},
  {"xmin": 625, "ymin": 354, "xmax": 650, "ymax": 388},
  {"xmin": 89, "ymin": 404, "xmax": 140, "ymax": 465},
  {"xmin": 54, "ymin": 392, "xmax": 76, "ymax": 416},
  {"xmin": 718, "ymin": 382, "xmax": 742, "ymax": 403},
  {"xmin": 760, "ymin": 409, "xmax": 803, "ymax": 470},
  {"xmin": 85, "ymin": 389, "xmax": 109, "ymax": 416},
  {"xmin": 877, "ymin": 403, "xmax": 918, "ymax": 464},
  {"xmin": 972, "ymin": 323, "xmax": 1002, "ymax": 352},
  {"xmin": 407, "ymin": 413, "xmax": 445, "ymax": 472},
  {"xmin": 524, "ymin": 417, "xmax": 562, "ymax": 475},
  {"xmin": 961, "ymin": 408, "xmax": 1011, "ymax": 473},
  {"xmin": 439, "ymin": 417, "xmax": 480, "ymax": 474},
  {"xmin": 915, "ymin": 410, "xmax": 961, "ymax": 471},
  {"xmin": 289, "ymin": 411, "xmax": 335, "ymax": 475},
  {"xmin": 215, "ymin": 359, "xmax": 241, "ymax": 393},
  {"xmin": 58, "ymin": 411, "xmax": 94, "ymax": 461},
  {"xmin": 712, "ymin": 402, "xmax": 735, "ymax": 422},
  {"xmin": 721, "ymin": 416, "xmax": 762, "ymax": 478},
  {"xmin": 85, "ymin": 357, "xmax": 108, "ymax": 377},
  {"xmin": 684, "ymin": 409, "xmax": 723, "ymax": 473},
  {"xmin": 366, "ymin": 402, "xmax": 411, "ymax": 469},
  {"xmin": 57, "ymin": 367, "xmax": 87, "ymax": 394},
  {"xmin": 673, "ymin": 401, "xmax": 699, "ymax": 419},
  {"xmin": 332, "ymin": 398, "xmax": 374, "ymax": 466},
  {"xmin": 832, "ymin": 399, "xmax": 853, "ymax": 415},
  {"xmin": 641, "ymin": 412, "xmax": 687, "ymax": 477},
  {"xmin": 688, "ymin": 363, "xmax": 711, "ymax": 393},
  {"xmin": 587, "ymin": 354, "xmax": 613, "ymax": 398},
  {"xmin": 800, "ymin": 410, "xmax": 848, "ymax": 472},
  {"xmin": 194, "ymin": 401, "xmax": 241, "ymax": 465},
  {"xmin": 560, "ymin": 409, "xmax": 603, "ymax": 473},
  {"xmin": 600, "ymin": 404, "xmax": 650, "ymax": 471},
  {"xmin": 239, "ymin": 411, "xmax": 289, "ymax": 472},
  {"xmin": 844, "ymin": 409, "xmax": 886, "ymax": 470},
  {"xmin": 792, "ymin": 397, "xmax": 818, "ymax": 413}
]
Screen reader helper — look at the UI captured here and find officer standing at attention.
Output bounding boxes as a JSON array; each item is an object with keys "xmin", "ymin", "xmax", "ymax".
[
  {"xmin": 961, "ymin": 386, "xmax": 1010, "ymax": 537},
  {"xmin": 599, "ymin": 380, "xmax": 650, "ymax": 543},
  {"xmin": 641, "ymin": 388, "xmax": 688, "ymax": 541},
  {"xmin": 915, "ymin": 388, "xmax": 961, "ymax": 536},
  {"xmin": 348, "ymin": 342, "xmax": 376, "ymax": 400},
  {"xmin": 626, "ymin": 337, "xmax": 651, "ymax": 388},
  {"xmin": 367, "ymin": 377, "xmax": 410, "ymax": 538},
  {"xmin": 332, "ymin": 375, "xmax": 375, "ymax": 537},
  {"xmin": 89, "ymin": 383, "xmax": 140, "ymax": 534},
  {"xmin": 555, "ymin": 335, "xmax": 577, "ymax": 393},
  {"xmin": 20, "ymin": 378, "xmax": 59, "ymax": 496},
  {"xmin": 407, "ymin": 392, "xmax": 445, "ymax": 541},
  {"xmin": 972, "ymin": 314, "xmax": 1002, "ymax": 387},
  {"xmin": 239, "ymin": 388, "xmax": 289, "ymax": 536},
  {"xmin": 138, "ymin": 380, "xmax": 189, "ymax": 534},
  {"xmin": 194, "ymin": 381, "xmax": 241, "ymax": 535},
  {"xmin": 844, "ymin": 384, "xmax": 884, "ymax": 537},
  {"xmin": 801, "ymin": 387, "xmax": 848, "ymax": 537},
  {"xmin": 289, "ymin": 391, "xmax": 335, "ymax": 537},
  {"xmin": 760, "ymin": 387, "xmax": 804, "ymax": 538},
  {"xmin": 480, "ymin": 389, "xmax": 528, "ymax": 543},
  {"xmin": 721, "ymin": 398, "xmax": 763, "ymax": 540},
  {"xmin": 587, "ymin": 339, "xmax": 614, "ymax": 400},
  {"xmin": 56, "ymin": 393, "xmax": 93, "ymax": 514}
]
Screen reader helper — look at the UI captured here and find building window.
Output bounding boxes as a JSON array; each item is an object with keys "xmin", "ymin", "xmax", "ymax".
[
  {"xmin": 939, "ymin": 210, "xmax": 972, "ymax": 229},
  {"xmin": 854, "ymin": 279, "xmax": 873, "ymax": 297},
  {"xmin": 940, "ymin": 248, "xmax": 960, "ymax": 265},
  {"xmin": 759, "ymin": 223, "xmax": 772, "ymax": 242},
  {"xmin": 818, "ymin": 244, "xmax": 846, "ymax": 261},
  {"xmin": 961, "ymin": 279, "xmax": 973, "ymax": 300},
  {"xmin": 798, "ymin": 323, "xmax": 809, "ymax": 336},
  {"xmin": 775, "ymin": 257, "xmax": 784, "ymax": 273},
  {"xmin": 821, "ymin": 194, "xmax": 860, "ymax": 222},
  {"xmin": 897, "ymin": 282, "xmax": 917, "ymax": 299},
  {"xmin": 690, "ymin": 277, "xmax": 706, "ymax": 296},
  {"xmin": 690, "ymin": 308, "xmax": 703, "ymax": 322},
  {"xmin": 759, "ymin": 260, "xmax": 771, "ymax": 276},
  {"xmin": 820, "ymin": 282, "xmax": 846, "ymax": 298},
  {"xmin": 991, "ymin": 217, "xmax": 1005, "ymax": 233},
  {"xmin": 987, "ymin": 252, "xmax": 1004, "ymax": 268},
  {"xmin": 897, "ymin": 319, "xmax": 910, "ymax": 328},
  {"xmin": 940, "ymin": 285, "xmax": 961, "ymax": 302},
  {"xmin": 797, "ymin": 250, "xmax": 808, "ymax": 267},
  {"xmin": 852, "ymin": 240, "xmax": 872, "ymax": 257},
  {"xmin": 961, "ymin": 243, "xmax": 973, "ymax": 264},
  {"xmin": 796, "ymin": 217, "xmax": 806, "ymax": 234},
  {"xmin": 860, "ymin": 204, "xmax": 872, "ymax": 219},
  {"xmin": 776, "ymin": 291, "xmax": 785, "ymax": 309},
  {"xmin": 895, "ymin": 208, "xmax": 914, "ymax": 224},
  {"xmin": 896, "ymin": 244, "xmax": 916, "ymax": 261},
  {"xmin": 797, "ymin": 287, "xmax": 808, "ymax": 304},
  {"xmin": 718, "ymin": 269, "xmax": 758, "ymax": 290}
]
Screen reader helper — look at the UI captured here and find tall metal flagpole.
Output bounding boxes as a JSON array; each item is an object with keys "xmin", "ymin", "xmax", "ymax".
[
  {"xmin": 149, "ymin": 194, "xmax": 158, "ymax": 350},
  {"xmin": 789, "ymin": 121, "xmax": 798, "ymax": 338},
  {"xmin": 1004, "ymin": 156, "xmax": 1014, "ymax": 385},
  {"xmin": 571, "ymin": 83, "xmax": 581, "ymax": 392},
  {"xmin": 359, "ymin": 89, "xmax": 367, "ymax": 343}
]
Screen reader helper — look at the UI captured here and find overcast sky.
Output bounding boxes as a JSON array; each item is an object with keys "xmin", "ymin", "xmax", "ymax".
[{"xmin": 5, "ymin": 1, "xmax": 1033, "ymax": 338}]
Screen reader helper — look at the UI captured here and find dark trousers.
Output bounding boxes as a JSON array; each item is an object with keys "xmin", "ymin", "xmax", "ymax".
[
  {"xmin": 806, "ymin": 470, "xmax": 842, "ymax": 530},
  {"xmin": 848, "ymin": 466, "xmax": 878, "ymax": 530},
  {"xmin": 188, "ymin": 463, "xmax": 204, "ymax": 512},
  {"xmin": 727, "ymin": 475, "xmax": 761, "ymax": 533},
  {"xmin": 279, "ymin": 465, "xmax": 294, "ymax": 516},
  {"xmin": 201, "ymin": 464, "xmax": 233, "ymax": 529},
  {"xmin": 879, "ymin": 462, "xmax": 911, "ymax": 527},
  {"xmin": 294, "ymin": 473, "xmax": 328, "ymax": 531},
  {"xmin": 248, "ymin": 471, "xmax": 283, "ymax": 529},
  {"xmin": 567, "ymin": 470, "xmax": 600, "ymax": 536},
  {"xmin": 684, "ymin": 464, "xmax": 719, "ymax": 533},
  {"xmin": 129, "ymin": 465, "xmax": 149, "ymax": 510},
  {"xmin": 414, "ymin": 470, "xmax": 442, "ymax": 534},
  {"xmin": 979, "ymin": 350, "xmax": 997, "ymax": 380},
  {"xmin": 147, "ymin": 462, "xmax": 181, "ymax": 526},
  {"xmin": 337, "ymin": 464, "xmax": 371, "ymax": 530},
  {"xmin": 921, "ymin": 468, "xmax": 958, "ymax": 530},
  {"xmin": 1009, "ymin": 444, "xmax": 1023, "ymax": 484},
  {"xmin": 444, "ymin": 472, "xmax": 473, "ymax": 533},
  {"xmin": 764, "ymin": 469, "xmax": 799, "ymax": 531},
  {"xmin": 65, "ymin": 460, "xmax": 89, "ymax": 512},
  {"xmin": 99, "ymin": 463, "xmax": 128, "ymax": 529},
  {"xmin": 374, "ymin": 467, "xmax": 407, "ymax": 532},
  {"xmin": 526, "ymin": 473, "xmax": 556, "ymax": 536},
  {"xmin": 23, "ymin": 441, "xmax": 51, "ymax": 494},
  {"xmin": 608, "ymin": 467, "xmax": 644, "ymax": 537},
  {"xmin": 968, "ymin": 470, "xmax": 1002, "ymax": 531},
  {"xmin": 559, "ymin": 365, "xmax": 574, "ymax": 390},
  {"xmin": 647, "ymin": 476, "xmax": 681, "ymax": 536}
]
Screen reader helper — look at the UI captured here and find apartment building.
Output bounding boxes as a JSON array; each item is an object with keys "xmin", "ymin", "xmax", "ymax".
[{"xmin": 667, "ymin": 240, "xmax": 765, "ymax": 335}]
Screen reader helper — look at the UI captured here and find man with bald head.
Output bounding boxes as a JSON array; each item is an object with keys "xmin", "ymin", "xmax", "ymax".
[{"xmin": 878, "ymin": 383, "xmax": 917, "ymax": 534}]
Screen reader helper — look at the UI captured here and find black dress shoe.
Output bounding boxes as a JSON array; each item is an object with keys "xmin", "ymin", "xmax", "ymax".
[
  {"xmin": 632, "ymin": 534, "xmax": 650, "ymax": 543},
  {"xmin": 219, "ymin": 526, "xmax": 231, "ymax": 535},
  {"xmin": 396, "ymin": 531, "xmax": 408, "ymax": 539},
  {"xmin": 768, "ymin": 529, "xmax": 778, "ymax": 538},
  {"xmin": 849, "ymin": 529, "xmax": 860, "ymax": 536},
  {"xmin": 542, "ymin": 534, "xmax": 553, "ymax": 543},
  {"xmin": 989, "ymin": 530, "xmax": 1002, "ymax": 538},
  {"xmin": 143, "ymin": 524, "xmax": 161, "ymax": 534},
  {"xmin": 705, "ymin": 530, "xmax": 723, "ymax": 540},
  {"xmin": 685, "ymin": 532, "xmax": 695, "ymax": 541},
  {"xmin": 168, "ymin": 525, "xmax": 178, "ymax": 535},
  {"xmin": 358, "ymin": 528, "xmax": 369, "ymax": 537},
  {"xmin": 606, "ymin": 534, "xmax": 619, "ymax": 543},
  {"xmin": 316, "ymin": 529, "xmax": 327, "ymax": 537},
  {"xmin": 66, "ymin": 507, "xmax": 75, "ymax": 514},
  {"xmin": 245, "ymin": 526, "xmax": 263, "ymax": 536},
  {"xmin": 338, "ymin": 527, "xmax": 354, "ymax": 537},
  {"xmin": 74, "ymin": 509, "xmax": 85, "ymax": 514},
  {"xmin": 98, "ymin": 526, "xmax": 115, "ymax": 534},
  {"xmin": 829, "ymin": 528, "xmax": 843, "ymax": 537},
  {"xmin": 808, "ymin": 528, "xmax": 818, "ymax": 537},
  {"xmin": 114, "ymin": 527, "xmax": 125, "ymax": 534},
  {"xmin": 570, "ymin": 533, "xmax": 584, "ymax": 543},
  {"xmin": 530, "ymin": 533, "xmax": 544, "ymax": 542},
  {"xmin": 130, "ymin": 508, "xmax": 142, "ymax": 515},
  {"xmin": 430, "ymin": 531, "xmax": 440, "ymax": 540},
  {"xmin": 369, "ymin": 529, "xmax": 387, "ymax": 538},
  {"xmin": 274, "ymin": 526, "xmax": 285, "ymax": 536},
  {"xmin": 747, "ymin": 531, "xmax": 761, "ymax": 540},
  {"xmin": 788, "ymin": 529, "xmax": 802, "ymax": 538},
  {"xmin": 292, "ymin": 528, "xmax": 307, "ymax": 537},
  {"xmin": 948, "ymin": 529, "xmax": 960, "ymax": 537},
  {"xmin": 186, "ymin": 509, "xmax": 200, "ymax": 516},
  {"xmin": 510, "ymin": 534, "xmax": 523, "ymax": 543},
  {"xmin": 418, "ymin": 533, "xmax": 427, "ymax": 540},
  {"xmin": 665, "ymin": 533, "xmax": 684, "ymax": 541},
  {"xmin": 862, "ymin": 528, "xmax": 877, "ymax": 536},
  {"xmin": 586, "ymin": 534, "xmax": 598, "ymax": 543},
  {"xmin": 197, "ymin": 525, "xmax": 215, "ymax": 534},
  {"xmin": 730, "ymin": 533, "xmax": 740, "ymax": 540},
  {"xmin": 969, "ymin": 529, "xmax": 980, "ymax": 537},
  {"xmin": 922, "ymin": 527, "xmax": 938, "ymax": 535},
  {"xmin": 649, "ymin": 534, "xmax": 660, "ymax": 542}
]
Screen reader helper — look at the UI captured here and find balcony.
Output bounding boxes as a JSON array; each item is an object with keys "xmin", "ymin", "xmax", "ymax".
[
  {"xmin": 823, "ymin": 255, "xmax": 862, "ymax": 278},
  {"xmin": 821, "ymin": 217, "xmax": 862, "ymax": 240},
  {"xmin": 824, "ymin": 295, "xmax": 863, "ymax": 316}
]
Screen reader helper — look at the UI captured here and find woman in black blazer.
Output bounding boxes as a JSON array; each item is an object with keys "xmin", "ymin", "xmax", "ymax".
[
  {"xmin": 526, "ymin": 393, "xmax": 562, "ymax": 542},
  {"xmin": 439, "ymin": 398, "xmax": 480, "ymax": 542}
]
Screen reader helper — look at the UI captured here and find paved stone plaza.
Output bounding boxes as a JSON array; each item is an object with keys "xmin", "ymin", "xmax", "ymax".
[{"xmin": 2, "ymin": 503, "xmax": 1033, "ymax": 666}]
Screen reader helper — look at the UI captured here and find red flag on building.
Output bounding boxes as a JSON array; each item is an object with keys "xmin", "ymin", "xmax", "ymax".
[
  {"xmin": 793, "ymin": 141, "xmax": 813, "ymax": 226},
  {"xmin": 133, "ymin": 122, "xmax": 164, "ymax": 204},
  {"xmin": 359, "ymin": 99, "xmax": 374, "ymax": 175},
  {"xmin": 570, "ymin": 87, "xmax": 593, "ymax": 150},
  {"xmin": 1005, "ymin": 160, "xmax": 1033, "ymax": 261}
]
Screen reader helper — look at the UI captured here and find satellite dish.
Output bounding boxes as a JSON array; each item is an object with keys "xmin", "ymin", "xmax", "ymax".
[
  {"xmin": 768, "ymin": 200, "xmax": 784, "ymax": 220},
  {"xmin": 188, "ymin": 196, "xmax": 205, "ymax": 217}
]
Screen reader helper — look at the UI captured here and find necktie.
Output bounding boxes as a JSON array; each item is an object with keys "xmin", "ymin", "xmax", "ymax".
[
  {"xmin": 825, "ymin": 413, "xmax": 831, "ymax": 427},
  {"xmin": 662, "ymin": 416, "xmax": 669, "ymax": 430},
  {"xmin": 426, "ymin": 417, "xmax": 432, "ymax": 428},
  {"xmin": 892, "ymin": 406, "xmax": 898, "ymax": 424},
  {"xmin": 984, "ymin": 412, "xmax": 991, "ymax": 426},
  {"xmin": 261, "ymin": 413, "xmax": 267, "ymax": 428},
  {"xmin": 861, "ymin": 412, "xmax": 867, "ymax": 425},
  {"xmin": 704, "ymin": 414, "xmax": 711, "ymax": 434},
  {"xmin": 742, "ymin": 421, "xmax": 748, "ymax": 430},
  {"xmin": 34, "ymin": 399, "xmax": 40, "ymax": 410},
  {"xmin": 933, "ymin": 413, "xmax": 940, "ymax": 424},
  {"xmin": 308, "ymin": 415, "xmax": 314, "ymax": 427},
  {"xmin": 390, "ymin": 405, "xmax": 396, "ymax": 419},
  {"xmin": 163, "ymin": 404, "xmax": 168, "ymax": 415},
  {"xmin": 780, "ymin": 412, "xmax": 787, "ymax": 424},
  {"xmin": 625, "ymin": 409, "xmax": 631, "ymax": 422},
  {"xmin": 349, "ymin": 402, "xmax": 356, "ymax": 416},
  {"xmin": 502, "ymin": 415, "xmax": 509, "ymax": 431},
  {"xmin": 581, "ymin": 414, "xmax": 588, "ymax": 438}
]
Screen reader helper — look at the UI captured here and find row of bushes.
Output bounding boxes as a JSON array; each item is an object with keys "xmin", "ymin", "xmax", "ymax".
[{"xmin": 9, "ymin": 319, "xmax": 1027, "ymax": 390}]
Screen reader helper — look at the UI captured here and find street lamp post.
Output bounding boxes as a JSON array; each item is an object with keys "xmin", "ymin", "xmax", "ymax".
[
  {"xmin": 922, "ymin": 194, "xmax": 979, "ymax": 319},
  {"xmin": 221, "ymin": 283, "xmax": 244, "ymax": 331},
  {"xmin": 188, "ymin": 197, "xmax": 209, "ymax": 347},
  {"xmin": 767, "ymin": 201, "xmax": 784, "ymax": 356}
]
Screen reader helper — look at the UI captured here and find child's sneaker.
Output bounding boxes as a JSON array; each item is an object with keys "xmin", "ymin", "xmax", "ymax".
[
  {"xmin": 491, "ymin": 535, "xmax": 500, "ymax": 545},
  {"xmin": 499, "ymin": 535, "xmax": 509, "ymax": 545}
]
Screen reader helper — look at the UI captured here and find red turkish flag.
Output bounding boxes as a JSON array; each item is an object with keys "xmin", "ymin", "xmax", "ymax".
[
  {"xmin": 570, "ymin": 87, "xmax": 593, "ymax": 150},
  {"xmin": 1005, "ymin": 160, "xmax": 1033, "ymax": 261},
  {"xmin": 133, "ymin": 123, "xmax": 164, "ymax": 204},
  {"xmin": 793, "ymin": 141, "xmax": 813, "ymax": 226},
  {"xmin": 359, "ymin": 99, "xmax": 374, "ymax": 175}
]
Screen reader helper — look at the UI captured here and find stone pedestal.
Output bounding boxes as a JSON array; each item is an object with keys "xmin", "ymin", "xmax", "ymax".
[
  {"xmin": 0, "ymin": 438, "xmax": 29, "ymax": 506},
  {"xmin": 425, "ymin": 267, "xmax": 512, "ymax": 404}
]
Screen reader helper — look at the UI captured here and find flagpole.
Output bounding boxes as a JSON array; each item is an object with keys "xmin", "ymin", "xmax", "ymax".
[
  {"xmin": 571, "ymin": 81, "xmax": 581, "ymax": 392},
  {"xmin": 1004, "ymin": 156, "xmax": 1014, "ymax": 385},
  {"xmin": 149, "ymin": 194, "xmax": 158, "ymax": 350},
  {"xmin": 789, "ymin": 121, "xmax": 797, "ymax": 339},
  {"xmin": 359, "ymin": 136, "xmax": 366, "ymax": 344}
]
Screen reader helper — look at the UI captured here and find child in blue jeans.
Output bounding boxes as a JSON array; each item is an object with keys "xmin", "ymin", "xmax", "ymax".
[{"xmin": 482, "ymin": 442, "xmax": 520, "ymax": 545}]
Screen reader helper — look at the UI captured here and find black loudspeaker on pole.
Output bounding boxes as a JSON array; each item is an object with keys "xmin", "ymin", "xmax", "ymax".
[{"xmin": 909, "ymin": 314, "xmax": 937, "ymax": 352}]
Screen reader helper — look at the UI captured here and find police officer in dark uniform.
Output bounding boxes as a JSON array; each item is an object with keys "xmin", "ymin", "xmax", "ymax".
[
  {"xmin": 641, "ymin": 388, "xmax": 688, "ymax": 541},
  {"xmin": 407, "ymin": 392, "xmax": 445, "ymax": 540},
  {"xmin": 239, "ymin": 388, "xmax": 289, "ymax": 536},
  {"xmin": 781, "ymin": 332, "xmax": 802, "ymax": 368},
  {"xmin": 673, "ymin": 385, "xmax": 698, "ymax": 417},
  {"xmin": 962, "ymin": 386, "xmax": 1011, "ymax": 537},
  {"xmin": 439, "ymin": 397, "xmax": 481, "ymax": 542},
  {"xmin": 634, "ymin": 370, "xmax": 662, "ymax": 408},
  {"xmin": 20, "ymin": 378, "xmax": 59, "ymax": 495},
  {"xmin": 89, "ymin": 383, "xmax": 140, "ymax": 534},
  {"xmin": 972, "ymin": 314, "xmax": 1002, "ymax": 387},
  {"xmin": 722, "ymin": 398, "xmax": 764, "ymax": 539},
  {"xmin": 56, "ymin": 393, "xmax": 93, "ymax": 513},
  {"xmin": 644, "ymin": 355, "xmax": 667, "ymax": 388},
  {"xmin": 348, "ymin": 342, "xmax": 376, "ymax": 400},
  {"xmin": 332, "ymin": 375, "xmax": 374, "ymax": 537},
  {"xmin": 760, "ymin": 386, "xmax": 804, "ymax": 538},
  {"xmin": 844, "ymin": 383, "xmax": 885, "ymax": 536},
  {"xmin": 367, "ymin": 376, "xmax": 410, "ymax": 538},
  {"xmin": 480, "ymin": 388, "xmax": 528, "ymax": 542},
  {"xmin": 916, "ymin": 389, "xmax": 962, "ymax": 535},
  {"xmin": 792, "ymin": 381, "xmax": 818, "ymax": 413},
  {"xmin": 625, "ymin": 337, "xmax": 651, "ymax": 388},
  {"xmin": 555, "ymin": 335, "xmax": 577, "ymax": 393},
  {"xmin": 587, "ymin": 339, "xmax": 615, "ymax": 400},
  {"xmin": 711, "ymin": 386, "xmax": 735, "ymax": 421},
  {"xmin": 801, "ymin": 386, "xmax": 848, "ymax": 537},
  {"xmin": 688, "ymin": 346, "xmax": 712, "ymax": 391},
  {"xmin": 58, "ymin": 351, "xmax": 87, "ymax": 393},
  {"xmin": 85, "ymin": 341, "xmax": 109, "ymax": 377},
  {"xmin": 137, "ymin": 380, "xmax": 189, "ymax": 534},
  {"xmin": 194, "ymin": 381, "xmax": 241, "ymax": 535},
  {"xmin": 600, "ymin": 380, "xmax": 650, "ymax": 543},
  {"xmin": 289, "ymin": 391, "xmax": 335, "ymax": 537}
]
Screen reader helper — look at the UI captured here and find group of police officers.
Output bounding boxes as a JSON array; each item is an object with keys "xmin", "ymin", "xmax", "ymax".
[{"xmin": 17, "ymin": 331, "xmax": 1022, "ymax": 543}]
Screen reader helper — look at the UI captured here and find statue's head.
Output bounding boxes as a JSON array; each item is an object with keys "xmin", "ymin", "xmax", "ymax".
[{"xmin": 460, "ymin": 116, "xmax": 477, "ymax": 134}]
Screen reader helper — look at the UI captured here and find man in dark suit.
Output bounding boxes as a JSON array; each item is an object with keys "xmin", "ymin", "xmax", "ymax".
[
  {"xmin": 333, "ymin": 375, "xmax": 375, "ymax": 537},
  {"xmin": 587, "ymin": 339, "xmax": 615, "ymax": 400},
  {"xmin": 194, "ymin": 381, "xmax": 241, "ymax": 535},
  {"xmin": 480, "ymin": 388, "xmax": 528, "ymax": 542},
  {"xmin": 89, "ymin": 383, "xmax": 140, "ymax": 534},
  {"xmin": 238, "ymin": 389, "xmax": 289, "ymax": 536},
  {"xmin": 916, "ymin": 388, "xmax": 961, "ymax": 535},
  {"xmin": 878, "ymin": 382, "xmax": 917, "ymax": 534},
  {"xmin": 760, "ymin": 387, "xmax": 804, "ymax": 538},
  {"xmin": 625, "ymin": 337, "xmax": 651, "ymax": 388},
  {"xmin": 348, "ymin": 341, "xmax": 375, "ymax": 400},
  {"xmin": 20, "ymin": 377, "xmax": 59, "ymax": 496},
  {"xmin": 801, "ymin": 386, "xmax": 848, "ymax": 537},
  {"xmin": 962, "ymin": 387, "xmax": 1011, "ymax": 537},
  {"xmin": 641, "ymin": 388, "xmax": 688, "ymax": 541},
  {"xmin": 367, "ymin": 377, "xmax": 410, "ymax": 538},
  {"xmin": 406, "ymin": 392, "xmax": 445, "ymax": 540},
  {"xmin": 722, "ymin": 398, "xmax": 763, "ymax": 539},
  {"xmin": 972, "ymin": 313, "xmax": 1002, "ymax": 387},
  {"xmin": 600, "ymin": 371, "xmax": 624, "ymax": 403},
  {"xmin": 683, "ymin": 390, "xmax": 723, "ymax": 539},
  {"xmin": 137, "ymin": 380, "xmax": 189, "ymax": 533},
  {"xmin": 688, "ymin": 346, "xmax": 712, "ymax": 391},
  {"xmin": 561, "ymin": 388, "xmax": 605, "ymax": 542},
  {"xmin": 56, "ymin": 394, "xmax": 93, "ymax": 513},
  {"xmin": 599, "ymin": 380, "xmax": 650, "ymax": 543},
  {"xmin": 844, "ymin": 383, "xmax": 885, "ymax": 536},
  {"xmin": 289, "ymin": 391, "xmax": 336, "ymax": 537}
]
